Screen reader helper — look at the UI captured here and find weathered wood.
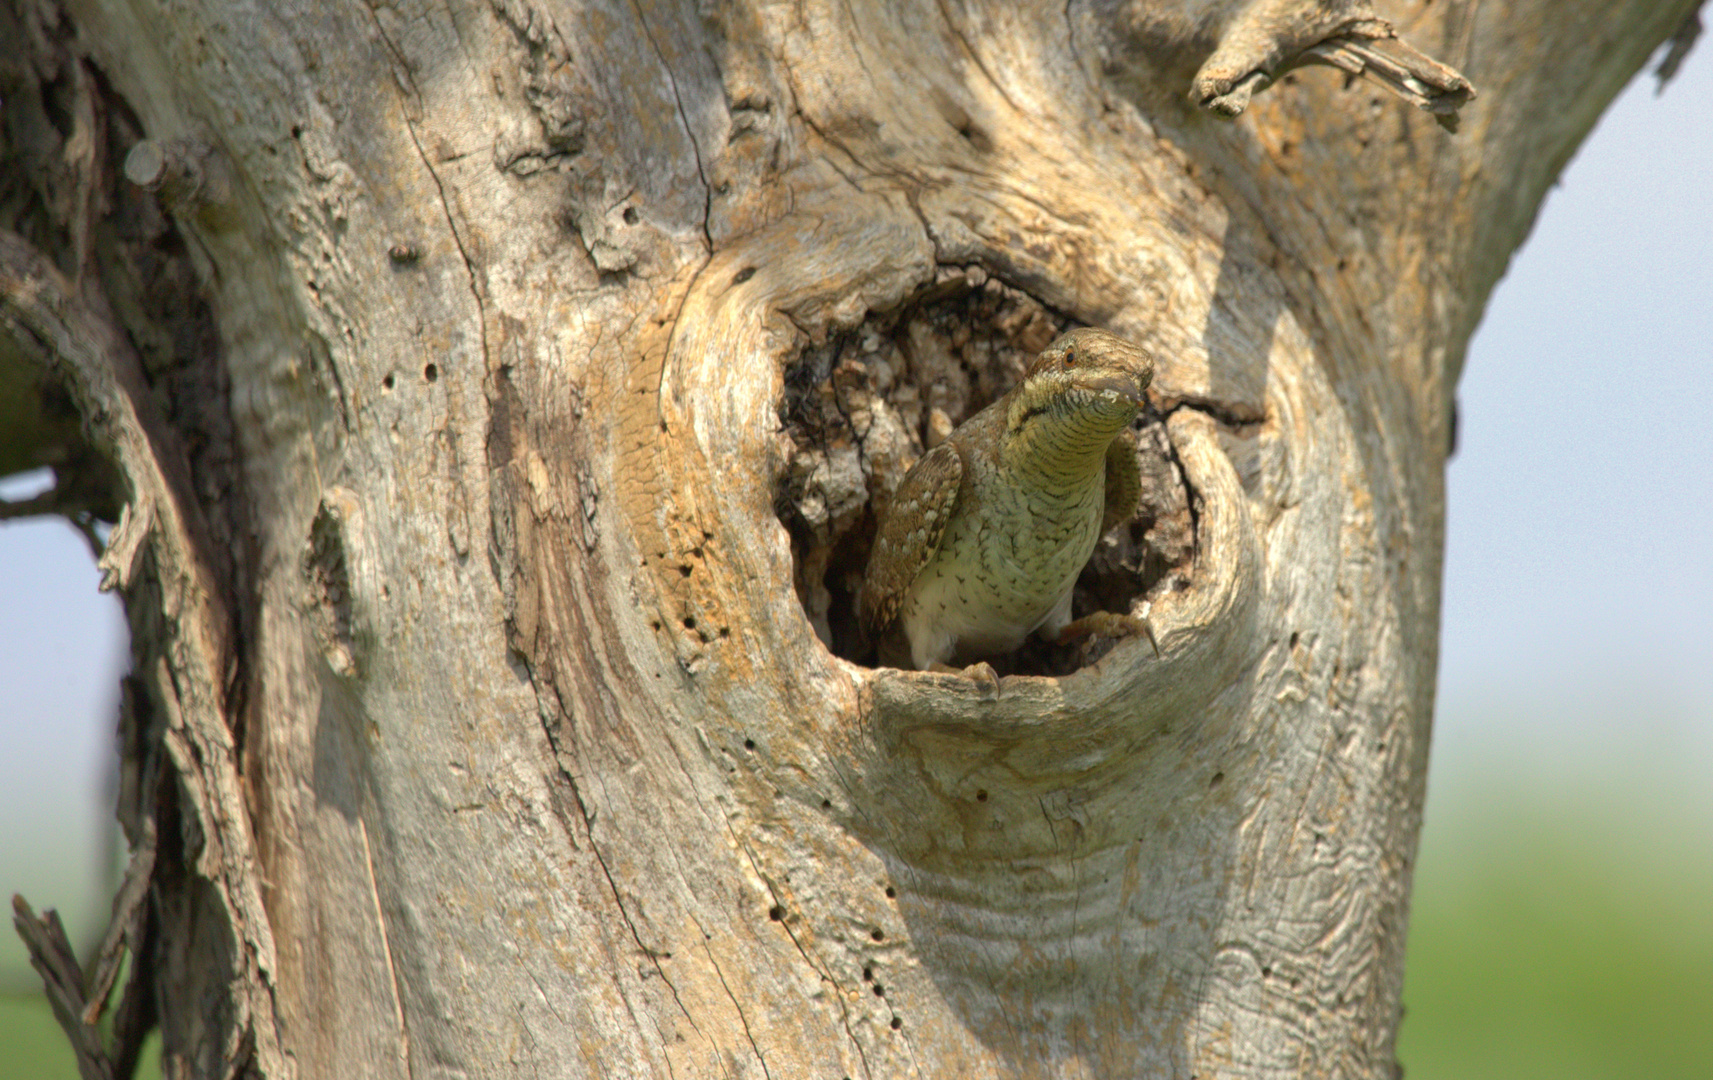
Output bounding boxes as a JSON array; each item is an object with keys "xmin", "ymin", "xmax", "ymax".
[
  {"xmin": 3, "ymin": 0, "xmax": 1698, "ymax": 1076},
  {"xmin": 11, "ymin": 897, "xmax": 112, "ymax": 1080}
]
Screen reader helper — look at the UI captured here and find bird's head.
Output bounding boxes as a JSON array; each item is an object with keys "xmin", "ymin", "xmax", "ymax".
[{"xmin": 1006, "ymin": 328, "xmax": 1155, "ymax": 438}]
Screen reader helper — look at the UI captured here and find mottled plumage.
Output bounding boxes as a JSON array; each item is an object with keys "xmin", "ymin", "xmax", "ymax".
[{"xmin": 862, "ymin": 328, "xmax": 1155, "ymax": 670}]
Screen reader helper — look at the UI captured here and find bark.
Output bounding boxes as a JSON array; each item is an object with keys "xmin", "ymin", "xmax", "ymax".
[{"xmin": 1, "ymin": 0, "xmax": 1695, "ymax": 1077}]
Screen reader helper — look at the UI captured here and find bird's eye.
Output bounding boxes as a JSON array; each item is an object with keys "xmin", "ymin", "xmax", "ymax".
[{"xmin": 1064, "ymin": 349, "xmax": 1076, "ymax": 366}]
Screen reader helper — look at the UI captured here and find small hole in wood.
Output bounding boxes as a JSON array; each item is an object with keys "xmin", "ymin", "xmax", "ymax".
[
  {"xmin": 732, "ymin": 266, "xmax": 756, "ymax": 285},
  {"xmin": 862, "ymin": 967, "xmax": 873, "ymax": 982},
  {"xmin": 974, "ymin": 789, "xmax": 988, "ymax": 802},
  {"xmin": 768, "ymin": 905, "xmax": 783, "ymax": 921},
  {"xmin": 890, "ymin": 1017, "xmax": 902, "ymax": 1031},
  {"xmin": 870, "ymin": 928, "xmax": 885, "ymax": 942},
  {"xmin": 1209, "ymin": 771, "xmax": 1224, "ymax": 789},
  {"xmin": 743, "ymin": 738, "xmax": 755, "ymax": 751},
  {"xmin": 884, "ymin": 886, "xmax": 896, "ymax": 899},
  {"xmin": 382, "ymin": 373, "xmax": 395, "ymax": 390},
  {"xmin": 423, "ymin": 363, "xmax": 438, "ymax": 382},
  {"xmin": 622, "ymin": 206, "xmax": 639, "ymax": 225}
]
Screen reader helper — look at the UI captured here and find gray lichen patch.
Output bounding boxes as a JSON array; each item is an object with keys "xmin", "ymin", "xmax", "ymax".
[{"xmin": 774, "ymin": 269, "xmax": 1194, "ymax": 675}]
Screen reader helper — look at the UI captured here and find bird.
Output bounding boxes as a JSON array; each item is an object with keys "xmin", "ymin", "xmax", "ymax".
[{"xmin": 861, "ymin": 327, "xmax": 1157, "ymax": 672}]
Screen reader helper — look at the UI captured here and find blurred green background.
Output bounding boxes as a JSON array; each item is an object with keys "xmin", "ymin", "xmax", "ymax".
[
  {"xmin": 1398, "ymin": 713, "xmax": 1713, "ymax": 1080},
  {"xmin": 4, "ymin": 32, "xmax": 1710, "ymax": 1080}
]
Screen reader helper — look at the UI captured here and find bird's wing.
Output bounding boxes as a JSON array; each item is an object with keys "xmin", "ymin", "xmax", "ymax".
[
  {"xmin": 1102, "ymin": 430, "xmax": 1141, "ymax": 534},
  {"xmin": 861, "ymin": 442, "xmax": 964, "ymax": 637}
]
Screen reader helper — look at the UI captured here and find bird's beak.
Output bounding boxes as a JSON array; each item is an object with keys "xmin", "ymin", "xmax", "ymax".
[{"xmin": 1088, "ymin": 374, "xmax": 1147, "ymax": 407}]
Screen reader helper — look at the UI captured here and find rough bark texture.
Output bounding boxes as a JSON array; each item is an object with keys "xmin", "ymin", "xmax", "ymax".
[{"xmin": 1, "ymin": 0, "xmax": 1696, "ymax": 1077}]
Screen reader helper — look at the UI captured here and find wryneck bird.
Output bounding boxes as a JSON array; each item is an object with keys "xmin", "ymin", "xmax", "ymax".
[{"xmin": 862, "ymin": 327, "xmax": 1157, "ymax": 671}]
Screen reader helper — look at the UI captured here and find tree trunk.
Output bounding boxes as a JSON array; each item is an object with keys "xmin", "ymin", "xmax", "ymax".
[{"xmin": 2, "ymin": 0, "xmax": 1695, "ymax": 1076}]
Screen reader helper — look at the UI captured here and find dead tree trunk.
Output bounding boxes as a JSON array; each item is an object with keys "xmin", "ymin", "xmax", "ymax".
[{"xmin": 2, "ymin": 0, "xmax": 1696, "ymax": 1076}]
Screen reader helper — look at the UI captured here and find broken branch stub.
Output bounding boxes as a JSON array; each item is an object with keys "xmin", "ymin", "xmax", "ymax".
[
  {"xmin": 12, "ymin": 896, "xmax": 113, "ymax": 1080},
  {"xmin": 1191, "ymin": 4, "xmax": 1476, "ymax": 129}
]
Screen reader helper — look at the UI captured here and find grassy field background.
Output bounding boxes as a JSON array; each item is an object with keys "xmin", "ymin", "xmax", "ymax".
[
  {"xmin": 1397, "ymin": 756, "xmax": 1713, "ymax": 1080},
  {"xmin": 0, "ymin": 995, "xmax": 161, "ymax": 1080}
]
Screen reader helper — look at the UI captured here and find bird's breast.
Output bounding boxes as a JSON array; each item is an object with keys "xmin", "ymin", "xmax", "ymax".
[{"xmin": 898, "ymin": 470, "xmax": 1106, "ymax": 666}]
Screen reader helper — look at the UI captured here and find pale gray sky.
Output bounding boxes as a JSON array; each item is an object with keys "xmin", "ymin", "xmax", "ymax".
[
  {"xmin": 2, "ymin": 38, "xmax": 1709, "ymax": 987},
  {"xmin": 0, "ymin": 493, "xmax": 126, "ymax": 973},
  {"xmin": 1433, "ymin": 41, "xmax": 1713, "ymax": 827}
]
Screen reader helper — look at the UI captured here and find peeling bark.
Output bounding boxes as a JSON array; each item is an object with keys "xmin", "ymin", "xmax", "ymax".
[{"xmin": 2, "ymin": 0, "xmax": 1697, "ymax": 1077}]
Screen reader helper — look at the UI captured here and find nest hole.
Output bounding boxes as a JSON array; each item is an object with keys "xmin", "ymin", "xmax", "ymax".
[{"xmin": 773, "ymin": 269, "xmax": 1195, "ymax": 677}]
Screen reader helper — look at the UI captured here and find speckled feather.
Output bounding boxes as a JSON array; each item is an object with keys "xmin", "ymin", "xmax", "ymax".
[
  {"xmin": 1102, "ymin": 431, "xmax": 1141, "ymax": 533},
  {"xmin": 861, "ymin": 441, "xmax": 964, "ymax": 637}
]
